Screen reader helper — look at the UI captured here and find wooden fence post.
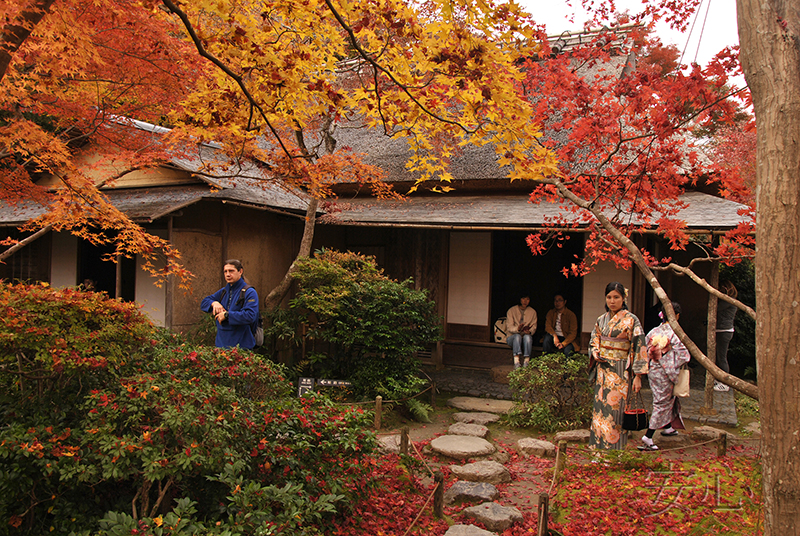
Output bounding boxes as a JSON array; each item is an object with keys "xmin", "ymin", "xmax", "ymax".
[
  {"xmin": 431, "ymin": 381, "xmax": 437, "ymax": 410},
  {"xmin": 433, "ymin": 471, "xmax": 444, "ymax": 519},
  {"xmin": 401, "ymin": 427, "xmax": 409, "ymax": 455},
  {"xmin": 717, "ymin": 433, "xmax": 727, "ymax": 456},
  {"xmin": 374, "ymin": 396, "xmax": 382, "ymax": 430},
  {"xmin": 537, "ymin": 492, "xmax": 549, "ymax": 536},
  {"xmin": 555, "ymin": 441, "xmax": 567, "ymax": 478}
]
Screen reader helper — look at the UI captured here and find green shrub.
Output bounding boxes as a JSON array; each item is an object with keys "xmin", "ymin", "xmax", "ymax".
[
  {"xmin": 505, "ymin": 352, "xmax": 592, "ymax": 432},
  {"xmin": 0, "ymin": 284, "xmax": 377, "ymax": 535},
  {"xmin": 288, "ymin": 249, "xmax": 441, "ymax": 419}
]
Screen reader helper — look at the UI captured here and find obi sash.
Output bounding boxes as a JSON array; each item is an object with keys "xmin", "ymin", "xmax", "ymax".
[{"xmin": 598, "ymin": 335, "xmax": 631, "ymax": 362}]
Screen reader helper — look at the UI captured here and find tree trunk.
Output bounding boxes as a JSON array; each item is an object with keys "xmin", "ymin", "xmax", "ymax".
[
  {"xmin": 737, "ymin": 0, "xmax": 800, "ymax": 532},
  {"xmin": 262, "ymin": 197, "xmax": 319, "ymax": 311}
]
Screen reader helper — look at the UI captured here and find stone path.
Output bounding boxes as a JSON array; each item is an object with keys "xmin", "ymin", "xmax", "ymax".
[
  {"xmin": 379, "ymin": 392, "xmax": 755, "ymax": 535},
  {"xmin": 428, "ymin": 366, "xmax": 738, "ymax": 426},
  {"xmin": 382, "ymin": 396, "xmax": 555, "ymax": 535}
]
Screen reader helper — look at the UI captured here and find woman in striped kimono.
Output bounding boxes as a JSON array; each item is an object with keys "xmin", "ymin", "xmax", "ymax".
[{"xmin": 588, "ymin": 282, "xmax": 648, "ymax": 450}]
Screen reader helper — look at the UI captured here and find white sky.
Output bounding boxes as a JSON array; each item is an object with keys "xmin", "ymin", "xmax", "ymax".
[{"xmin": 519, "ymin": 0, "xmax": 740, "ymax": 72}]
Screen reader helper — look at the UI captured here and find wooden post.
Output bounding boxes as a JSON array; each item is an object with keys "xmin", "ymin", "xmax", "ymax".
[
  {"xmin": 555, "ymin": 441, "xmax": 567, "ymax": 478},
  {"xmin": 431, "ymin": 380, "xmax": 437, "ymax": 409},
  {"xmin": 537, "ymin": 493, "xmax": 549, "ymax": 536},
  {"xmin": 717, "ymin": 433, "xmax": 727, "ymax": 457},
  {"xmin": 374, "ymin": 396, "xmax": 382, "ymax": 430},
  {"xmin": 400, "ymin": 427, "xmax": 409, "ymax": 455},
  {"xmin": 433, "ymin": 471, "xmax": 444, "ymax": 519}
]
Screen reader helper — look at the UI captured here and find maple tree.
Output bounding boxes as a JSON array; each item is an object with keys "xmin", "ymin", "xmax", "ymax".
[
  {"xmin": 510, "ymin": 0, "xmax": 795, "ymax": 531},
  {"xmin": 0, "ymin": 1, "xmax": 211, "ymax": 285},
  {"xmin": 516, "ymin": 21, "xmax": 756, "ymax": 398}
]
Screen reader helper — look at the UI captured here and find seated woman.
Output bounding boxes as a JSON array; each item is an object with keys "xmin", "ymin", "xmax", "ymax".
[{"xmin": 506, "ymin": 293, "xmax": 537, "ymax": 369}]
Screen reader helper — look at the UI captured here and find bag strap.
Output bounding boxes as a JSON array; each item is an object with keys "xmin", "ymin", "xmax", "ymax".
[{"xmin": 625, "ymin": 372, "xmax": 645, "ymax": 411}]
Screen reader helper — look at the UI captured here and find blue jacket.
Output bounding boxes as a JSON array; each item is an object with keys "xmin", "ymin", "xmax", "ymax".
[{"xmin": 200, "ymin": 278, "xmax": 259, "ymax": 349}]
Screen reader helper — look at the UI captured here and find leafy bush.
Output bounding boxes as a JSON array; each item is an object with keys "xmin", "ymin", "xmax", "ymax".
[
  {"xmin": 0, "ymin": 284, "xmax": 377, "ymax": 535},
  {"xmin": 505, "ymin": 352, "xmax": 592, "ymax": 432},
  {"xmin": 289, "ymin": 249, "xmax": 441, "ymax": 419}
]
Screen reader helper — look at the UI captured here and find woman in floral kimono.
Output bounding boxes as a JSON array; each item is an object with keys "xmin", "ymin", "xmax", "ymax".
[
  {"xmin": 588, "ymin": 282, "xmax": 648, "ymax": 450},
  {"xmin": 638, "ymin": 302, "xmax": 691, "ymax": 451}
]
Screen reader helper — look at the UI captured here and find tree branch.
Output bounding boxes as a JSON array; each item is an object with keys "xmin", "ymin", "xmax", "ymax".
[
  {"xmin": 550, "ymin": 177, "xmax": 758, "ymax": 399},
  {"xmin": 0, "ymin": 225, "xmax": 52, "ymax": 262},
  {"xmin": 0, "ymin": 0, "xmax": 56, "ymax": 82}
]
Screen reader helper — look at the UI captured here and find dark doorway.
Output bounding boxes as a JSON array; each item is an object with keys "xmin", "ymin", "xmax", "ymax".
[
  {"xmin": 78, "ymin": 241, "xmax": 136, "ymax": 301},
  {"xmin": 491, "ymin": 231, "xmax": 584, "ymax": 341}
]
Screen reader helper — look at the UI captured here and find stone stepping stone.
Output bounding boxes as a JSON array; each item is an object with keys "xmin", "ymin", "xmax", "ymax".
[
  {"xmin": 462, "ymin": 502, "xmax": 523, "ymax": 532},
  {"xmin": 743, "ymin": 422, "xmax": 761, "ymax": 436},
  {"xmin": 451, "ymin": 460, "xmax": 511, "ymax": 485},
  {"xmin": 453, "ymin": 412, "xmax": 501, "ymax": 425},
  {"xmin": 377, "ymin": 434, "xmax": 401, "ymax": 453},
  {"xmin": 447, "ymin": 397, "xmax": 515, "ymax": 414},
  {"xmin": 554, "ymin": 429, "xmax": 590, "ymax": 443},
  {"xmin": 449, "ymin": 422, "xmax": 489, "ymax": 438},
  {"xmin": 691, "ymin": 425, "xmax": 735, "ymax": 441},
  {"xmin": 444, "ymin": 481, "xmax": 499, "ymax": 506},
  {"xmin": 431, "ymin": 435, "xmax": 495, "ymax": 459},
  {"xmin": 444, "ymin": 525, "xmax": 497, "ymax": 536},
  {"xmin": 517, "ymin": 437, "xmax": 556, "ymax": 458}
]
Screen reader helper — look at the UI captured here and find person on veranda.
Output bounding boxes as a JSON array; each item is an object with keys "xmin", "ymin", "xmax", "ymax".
[
  {"xmin": 542, "ymin": 293, "xmax": 579, "ymax": 356},
  {"xmin": 506, "ymin": 294, "xmax": 537, "ymax": 369}
]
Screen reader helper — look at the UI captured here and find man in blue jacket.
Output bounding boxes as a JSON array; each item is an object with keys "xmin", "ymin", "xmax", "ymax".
[{"xmin": 200, "ymin": 259, "xmax": 259, "ymax": 349}]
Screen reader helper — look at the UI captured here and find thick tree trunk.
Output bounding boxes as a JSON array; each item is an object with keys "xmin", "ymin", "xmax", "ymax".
[{"xmin": 737, "ymin": 0, "xmax": 800, "ymax": 532}]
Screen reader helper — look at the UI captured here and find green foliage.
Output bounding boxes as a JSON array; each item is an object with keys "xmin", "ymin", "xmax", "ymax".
[
  {"xmin": 735, "ymin": 390, "xmax": 760, "ymax": 419},
  {"xmin": 288, "ymin": 249, "xmax": 441, "ymax": 420},
  {"xmin": 505, "ymin": 353, "xmax": 592, "ymax": 432},
  {"xmin": 291, "ymin": 249, "xmax": 441, "ymax": 367},
  {"xmin": 0, "ymin": 284, "xmax": 377, "ymax": 535}
]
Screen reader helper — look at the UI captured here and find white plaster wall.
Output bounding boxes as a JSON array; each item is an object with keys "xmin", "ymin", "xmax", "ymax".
[
  {"xmin": 447, "ymin": 231, "xmax": 491, "ymax": 325},
  {"xmin": 135, "ymin": 229, "xmax": 167, "ymax": 327},
  {"xmin": 581, "ymin": 261, "xmax": 633, "ymax": 329},
  {"xmin": 50, "ymin": 233, "xmax": 78, "ymax": 288}
]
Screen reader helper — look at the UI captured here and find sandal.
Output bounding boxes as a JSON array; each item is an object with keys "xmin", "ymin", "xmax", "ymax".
[
  {"xmin": 638, "ymin": 443, "xmax": 659, "ymax": 451},
  {"xmin": 661, "ymin": 429, "xmax": 679, "ymax": 437}
]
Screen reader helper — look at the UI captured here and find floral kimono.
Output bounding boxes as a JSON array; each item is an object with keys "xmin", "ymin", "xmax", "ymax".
[
  {"xmin": 645, "ymin": 322, "xmax": 691, "ymax": 431},
  {"xmin": 588, "ymin": 310, "xmax": 648, "ymax": 450}
]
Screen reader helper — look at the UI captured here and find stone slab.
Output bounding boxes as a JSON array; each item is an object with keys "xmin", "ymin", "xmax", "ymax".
[
  {"xmin": 450, "ymin": 460, "xmax": 511, "ymax": 485},
  {"xmin": 444, "ymin": 525, "xmax": 497, "ymax": 536},
  {"xmin": 431, "ymin": 435, "xmax": 495, "ymax": 459},
  {"xmin": 553, "ymin": 429, "xmax": 591, "ymax": 444},
  {"xmin": 377, "ymin": 434, "xmax": 401, "ymax": 453},
  {"xmin": 691, "ymin": 425, "xmax": 735, "ymax": 441},
  {"xmin": 462, "ymin": 502, "xmax": 523, "ymax": 532},
  {"xmin": 490, "ymin": 365, "xmax": 515, "ymax": 385},
  {"xmin": 444, "ymin": 481, "xmax": 499, "ymax": 505},
  {"xmin": 517, "ymin": 437, "xmax": 556, "ymax": 458},
  {"xmin": 453, "ymin": 412, "xmax": 502, "ymax": 425},
  {"xmin": 447, "ymin": 397, "xmax": 515, "ymax": 414},
  {"xmin": 449, "ymin": 422, "xmax": 490, "ymax": 438}
]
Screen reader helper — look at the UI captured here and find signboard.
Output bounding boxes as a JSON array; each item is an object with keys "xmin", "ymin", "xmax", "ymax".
[
  {"xmin": 317, "ymin": 379, "xmax": 352, "ymax": 387},
  {"xmin": 298, "ymin": 377, "xmax": 315, "ymax": 397}
]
